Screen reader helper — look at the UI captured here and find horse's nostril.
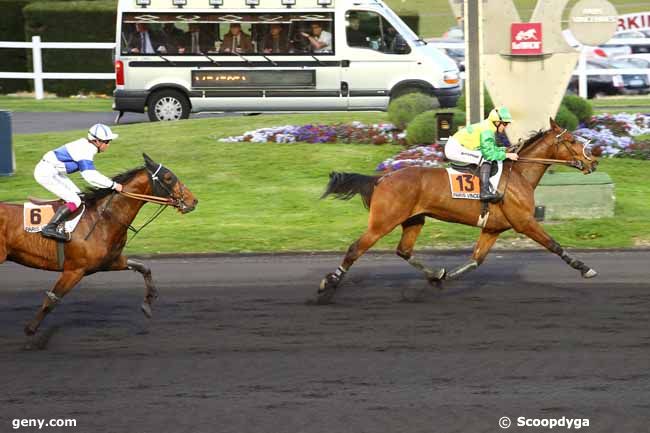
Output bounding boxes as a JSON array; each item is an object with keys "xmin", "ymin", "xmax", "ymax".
[{"xmin": 193, "ymin": 199, "xmax": 198, "ymax": 205}]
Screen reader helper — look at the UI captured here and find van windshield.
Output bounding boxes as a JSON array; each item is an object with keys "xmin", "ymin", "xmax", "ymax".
[{"xmin": 120, "ymin": 12, "xmax": 334, "ymax": 55}]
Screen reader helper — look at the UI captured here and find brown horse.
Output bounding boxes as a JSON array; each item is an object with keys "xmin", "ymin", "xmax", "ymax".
[
  {"xmin": 317, "ymin": 118, "xmax": 599, "ymax": 304},
  {"xmin": 0, "ymin": 154, "xmax": 197, "ymax": 335}
]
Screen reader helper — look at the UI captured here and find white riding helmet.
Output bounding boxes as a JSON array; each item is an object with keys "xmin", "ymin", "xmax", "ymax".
[{"xmin": 87, "ymin": 124, "xmax": 119, "ymax": 142}]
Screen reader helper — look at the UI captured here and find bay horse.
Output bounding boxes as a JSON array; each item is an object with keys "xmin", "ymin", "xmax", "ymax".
[
  {"xmin": 317, "ymin": 118, "xmax": 599, "ymax": 304},
  {"xmin": 0, "ymin": 154, "xmax": 197, "ymax": 335}
]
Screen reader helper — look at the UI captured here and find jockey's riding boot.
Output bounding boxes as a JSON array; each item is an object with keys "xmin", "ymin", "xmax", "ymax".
[
  {"xmin": 41, "ymin": 206, "xmax": 72, "ymax": 242},
  {"xmin": 479, "ymin": 162, "xmax": 500, "ymax": 203}
]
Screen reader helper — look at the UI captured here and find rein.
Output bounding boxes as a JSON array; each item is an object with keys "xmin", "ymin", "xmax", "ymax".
[
  {"xmin": 119, "ymin": 190, "xmax": 175, "ymax": 206},
  {"xmin": 514, "ymin": 129, "xmax": 588, "ymax": 169}
]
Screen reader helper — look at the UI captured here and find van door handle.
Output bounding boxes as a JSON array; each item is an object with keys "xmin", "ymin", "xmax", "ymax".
[{"xmin": 342, "ymin": 60, "xmax": 350, "ymax": 67}]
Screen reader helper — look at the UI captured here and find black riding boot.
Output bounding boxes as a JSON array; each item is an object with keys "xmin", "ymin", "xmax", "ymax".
[
  {"xmin": 41, "ymin": 206, "xmax": 73, "ymax": 242},
  {"xmin": 479, "ymin": 162, "xmax": 501, "ymax": 203}
]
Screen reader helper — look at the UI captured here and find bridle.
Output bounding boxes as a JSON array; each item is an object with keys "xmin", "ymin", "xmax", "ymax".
[
  {"xmin": 84, "ymin": 164, "xmax": 190, "ymax": 243},
  {"xmin": 119, "ymin": 163, "xmax": 190, "ymax": 211},
  {"xmin": 516, "ymin": 129, "xmax": 592, "ymax": 170}
]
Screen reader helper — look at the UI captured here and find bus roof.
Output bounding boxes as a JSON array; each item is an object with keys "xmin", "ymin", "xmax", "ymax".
[{"xmin": 119, "ymin": 0, "xmax": 388, "ymax": 12}]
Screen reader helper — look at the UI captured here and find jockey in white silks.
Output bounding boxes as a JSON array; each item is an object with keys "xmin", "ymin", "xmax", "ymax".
[{"xmin": 33, "ymin": 124, "xmax": 123, "ymax": 241}]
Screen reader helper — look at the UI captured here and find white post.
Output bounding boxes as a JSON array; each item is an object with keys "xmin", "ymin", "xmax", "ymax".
[
  {"xmin": 578, "ymin": 46, "xmax": 588, "ymax": 99},
  {"xmin": 31, "ymin": 35, "xmax": 44, "ymax": 100}
]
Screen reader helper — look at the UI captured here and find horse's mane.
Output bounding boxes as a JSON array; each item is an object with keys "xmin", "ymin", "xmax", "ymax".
[
  {"xmin": 518, "ymin": 129, "xmax": 549, "ymax": 152},
  {"xmin": 83, "ymin": 166, "xmax": 145, "ymax": 208}
]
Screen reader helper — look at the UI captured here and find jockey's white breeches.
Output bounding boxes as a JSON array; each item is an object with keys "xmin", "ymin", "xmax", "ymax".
[
  {"xmin": 34, "ymin": 158, "xmax": 82, "ymax": 207},
  {"xmin": 444, "ymin": 136, "xmax": 484, "ymax": 165}
]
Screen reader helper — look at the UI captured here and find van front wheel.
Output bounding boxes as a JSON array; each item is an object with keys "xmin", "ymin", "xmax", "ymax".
[{"xmin": 147, "ymin": 90, "xmax": 190, "ymax": 122}]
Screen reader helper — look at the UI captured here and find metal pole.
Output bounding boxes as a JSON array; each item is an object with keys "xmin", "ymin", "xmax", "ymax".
[
  {"xmin": 578, "ymin": 47, "xmax": 588, "ymax": 99},
  {"xmin": 32, "ymin": 36, "xmax": 44, "ymax": 100},
  {"xmin": 464, "ymin": 0, "xmax": 483, "ymax": 125}
]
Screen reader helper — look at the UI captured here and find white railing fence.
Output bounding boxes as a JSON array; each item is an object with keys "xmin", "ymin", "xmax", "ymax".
[
  {"xmin": 0, "ymin": 36, "xmax": 648, "ymax": 100},
  {"xmin": 0, "ymin": 36, "xmax": 115, "ymax": 100}
]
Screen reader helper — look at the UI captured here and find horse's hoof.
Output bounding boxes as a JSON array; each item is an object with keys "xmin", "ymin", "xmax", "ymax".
[
  {"xmin": 427, "ymin": 268, "xmax": 446, "ymax": 284},
  {"xmin": 312, "ymin": 278, "xmax": 337, "ymax": 305},
  {"xmin": 24, "ymin": 323, "xmax": 37, "ymax": 336},
  {"xmin": 582, "ymin": 268, "xmax": 598, "ymax": 279},
  {"xmin": 141, "ymin": 302, "xmax": 153, "ymax": 318}
]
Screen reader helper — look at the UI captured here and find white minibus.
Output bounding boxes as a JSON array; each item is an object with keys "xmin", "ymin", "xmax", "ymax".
[{"xmin": 113, "ymin": 0, "xmax": 461, "ymax": 121}]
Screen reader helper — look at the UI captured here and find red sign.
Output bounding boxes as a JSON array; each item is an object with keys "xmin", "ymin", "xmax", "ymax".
[{"xmin": 511, "ymin": 22, "xmax": 543, "ymax": 55}]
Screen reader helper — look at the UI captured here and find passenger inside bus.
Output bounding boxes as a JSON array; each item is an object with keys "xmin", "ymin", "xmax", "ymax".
[
  {"xmin": 346, "ymin": 14, "xmax": 368, "ymax": 47},
  {"xmin": 180, "ymin": 23, "xmax": 216, "ymax": 54},
  {"xmin": 127, "ymin": 23, "xmax": 167, "ymax": 54},
  {"xmin": 262, "ymin": 24, "xmax": 291, "ymax": 54},
  {"xmin": 161, "ymin": 23, "xmax": 185, "ymax": 54},
  {"xmin": 301, "ymin": 22, "xmax": 332, "ymax": 53},
  {"xmin": 220, "ymin": 23, "xmax": 254, "ymax": 54}
]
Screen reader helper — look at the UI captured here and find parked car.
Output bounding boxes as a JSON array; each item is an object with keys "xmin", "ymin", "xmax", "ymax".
[
  {"xmin": 610, "ymin": 30, "xmax": 650, "ymax": 54},
  {"xmin": 568, "ymin": 59, "xmax": 650, "ymax": 98},
  {"xmin": 612, "ymin": 53, "xmax": 650, "ymax": 68}
]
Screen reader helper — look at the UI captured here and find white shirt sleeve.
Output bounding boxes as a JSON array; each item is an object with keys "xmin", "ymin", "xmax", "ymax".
[
  {"xmin": 81, "ymin": 170, "xmax": 115, "ymax": 189},
  {"xmin": 317, "ymin": 31, "xmax": 332, "ymax": 52},
  {"xmin": 69, "ymin": 139, "xmax": 116, "ymax": 189}
]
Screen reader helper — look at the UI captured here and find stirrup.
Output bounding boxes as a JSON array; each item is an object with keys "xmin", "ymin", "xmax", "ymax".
[
  {"xmin": 41, "ymin": 225, "xmax": 71, "ymax": 242},
  {"xmin": 480, "ymin": 192, "xmax": 503, "ymax": 204}
]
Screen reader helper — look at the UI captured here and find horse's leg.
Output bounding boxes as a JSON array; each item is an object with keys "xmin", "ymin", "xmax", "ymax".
[
  {"xmin": 317, "ymin": 219, "xmax": 399, "ymax": 304},
  {"xmin": 395, "ymin": 215, "xmax": 445, "ymax": 283},
  {"xmin": 513, "ymin": 217, "xmax": 597, "ymax": 278},
  {"xmin": 445, "ymin": 230, "xmax": 501, "ymax": 280},
  {"xmin": 24, "ymin": 268, "xmax": 84, "ymax": 335},
  {"xmin": 110, "ymin": 256, "xmax": 158, "ymax": 318}
]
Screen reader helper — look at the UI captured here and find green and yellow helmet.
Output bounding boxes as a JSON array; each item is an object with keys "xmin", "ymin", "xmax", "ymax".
[{"xmin": 487, "ymin": 107, "xmax": 513, "ymax": 125}]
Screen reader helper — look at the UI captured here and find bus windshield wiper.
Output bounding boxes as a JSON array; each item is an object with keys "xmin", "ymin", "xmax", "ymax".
[
  {"xmin": 262, "ymin": 54, "xmax": 278, "ymax": 66},
  {"xmin": 201, "ymin": 53, "xmax": 221, "ymax": 66},
  {"xmin": 157, "ymin": 55, "xmax": 176, "ymax": 65},
  {"xmin": 230, "ymin": 51, "xmax": 252, "ymax": 65}
]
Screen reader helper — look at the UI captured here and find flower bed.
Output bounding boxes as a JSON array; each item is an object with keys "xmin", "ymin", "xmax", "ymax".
[
  {"xmin": 574, "ymin": 113, "xmax": 650, "ymax": 158},
  {"xmin": 376, "ymin": 144, "xmax": 446, "ymax": 172},
  {"xmin": 218, "ymin": 122, "xmax": 407, "ymax": 145}
]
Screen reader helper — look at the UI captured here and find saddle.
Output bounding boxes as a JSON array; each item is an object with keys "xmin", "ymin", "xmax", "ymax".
[
  {"xmin": 450, "ymin": 162, "xmax": 499, "ymax": 177},
  {"xmin": 28, "ymin": 197, "xmax": 64, "ymax": 207}
]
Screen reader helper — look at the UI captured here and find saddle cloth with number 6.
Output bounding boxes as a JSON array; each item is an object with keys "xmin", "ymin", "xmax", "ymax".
[
  {"xmin": 23, "ymin": 203, "xmax": 83, "ymax": 234},
  {"xmin": 446, "ymin": 162, "xmax": 503, "ymax": 200}
]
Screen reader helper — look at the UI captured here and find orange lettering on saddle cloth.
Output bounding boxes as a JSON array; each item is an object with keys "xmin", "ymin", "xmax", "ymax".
[{"xmin": 23, "ymin": 203, "xmax": 54, "ymax": 233}]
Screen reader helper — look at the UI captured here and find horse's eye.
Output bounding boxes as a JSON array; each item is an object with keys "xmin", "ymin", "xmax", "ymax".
[{"xmin": 163, "ymin": 172, "xmax": 173, "ymax": 183}]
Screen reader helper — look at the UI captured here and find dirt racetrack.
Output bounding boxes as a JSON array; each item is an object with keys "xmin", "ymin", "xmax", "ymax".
[{"xmin": 1, "ymin": 251, "xmax": 649, "ymax": 433}]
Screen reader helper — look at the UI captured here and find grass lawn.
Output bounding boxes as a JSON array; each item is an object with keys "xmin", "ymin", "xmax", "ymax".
[
  {"xmin": 2, "ymin": 113, "xmax": 649, "ymax": 254},
  {"xmin": 0, "ymin": 96, "xmax": 112, "ymax": 112}
]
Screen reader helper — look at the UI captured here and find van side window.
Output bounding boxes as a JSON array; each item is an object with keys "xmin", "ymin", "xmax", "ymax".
[
  {"xmin": 120, "ymin": 13, "xmax": 334, "ymax": 56},
  {"xmin": 346, "ymin": 10, "xmax": 410, "ymax": 55}
]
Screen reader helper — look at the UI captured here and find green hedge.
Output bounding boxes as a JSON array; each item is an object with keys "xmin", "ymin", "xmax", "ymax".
[
  {"xmin": 387, "ymin": 93, "xmax": 435, "ymax": 130},
  {"xmin": 407, "ymin": 110, "xmax": 438, "ymax": 145},
  {"xmin": 23, "ymin": 1, "xmax": 117, "ymax": 96},
  {"xmin": 0, "ymin": 0, "xmax": 32, "ymax": 93},
  {"xmin": 555, "ymin": 104, "xmax": 579, "ymax": 131},
  {"xmin": 562, "ymin": 95, "xmax": 593, "ymax": 123},
  {"xmin": 398, "ymin": 11, "xmax": 419, "ymax": 35}
]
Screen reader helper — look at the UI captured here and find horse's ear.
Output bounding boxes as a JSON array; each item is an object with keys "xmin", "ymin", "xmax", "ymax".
[
  {"xmin": 549, "ymin": 117, "xmax": 559, "ymax": 129},
  {"xmin": 142, "ymin": 153, "xmax": 156, "ymax": 166}
]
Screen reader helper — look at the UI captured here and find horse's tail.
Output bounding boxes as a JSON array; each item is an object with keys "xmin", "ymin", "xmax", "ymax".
[{"xmin": 320, "ymin": 172, "xmax": 380, "ymax": 209}]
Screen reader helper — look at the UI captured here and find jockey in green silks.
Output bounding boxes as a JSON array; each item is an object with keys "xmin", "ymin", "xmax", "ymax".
[{"xmin": 444, "ymin": 107, "xmax": 519, "ymax": 202}]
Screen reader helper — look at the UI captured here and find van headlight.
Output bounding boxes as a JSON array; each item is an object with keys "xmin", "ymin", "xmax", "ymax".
[{"xmin": 443, "ymin": 72, "xmax": 460, "ymax": 85}]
